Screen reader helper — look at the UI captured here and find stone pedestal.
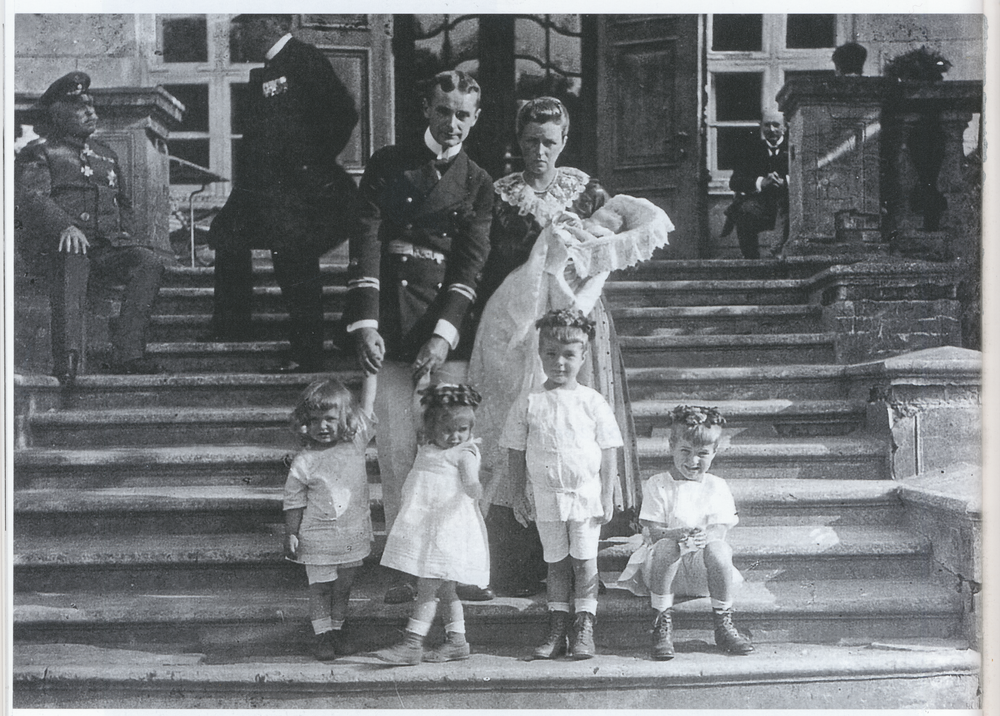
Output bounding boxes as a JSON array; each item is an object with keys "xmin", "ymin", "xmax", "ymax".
[
  {"xmin": 778, "ymin": 77, "xmax": 887, "ymax": 256},
  {"xmin": 880, "ymin": 81, "xmax": 982, "ymax": 262}
]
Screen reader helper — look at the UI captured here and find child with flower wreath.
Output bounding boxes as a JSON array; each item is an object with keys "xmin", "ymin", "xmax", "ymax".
[
  {"xmin": 618, "ymin": 405, "xmax": 754, "ymax": 660},
  {"xmin": 375, "ymin": 383, "xmax": 490, "ymax": 665}
]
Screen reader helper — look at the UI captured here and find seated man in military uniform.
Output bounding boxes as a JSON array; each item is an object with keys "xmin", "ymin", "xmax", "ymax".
[{"xmin": 15, "ymin": 72, "xmax": 168, "ymax": 385}]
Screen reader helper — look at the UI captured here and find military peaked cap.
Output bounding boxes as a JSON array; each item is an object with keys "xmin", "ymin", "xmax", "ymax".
[{"xmin": 38, "ymin": 71, "xmax": 92, "ymax": 108}]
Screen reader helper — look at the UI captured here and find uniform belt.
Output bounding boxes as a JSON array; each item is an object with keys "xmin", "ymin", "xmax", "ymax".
[{"xmin": 386, "ymin": 240, "xmax": 446, "ymax": 263}]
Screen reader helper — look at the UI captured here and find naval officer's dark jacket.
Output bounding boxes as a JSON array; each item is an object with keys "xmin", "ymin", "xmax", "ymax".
[
  {"xmin": 211, "ymin": 37, "xmax": 359, "ymax": 255},
  {"xmin": 344, "ymin": 143, "xmax": 493, "ymax": 363},
  {"xmin": 16, "ymin": 134, "xmax": 135, "ymax": 268}
]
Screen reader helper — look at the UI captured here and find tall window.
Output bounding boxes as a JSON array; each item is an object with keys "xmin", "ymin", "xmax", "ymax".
[{"xmin": 707, "ymin": 14, "xmax": 844, "ymax": 190}]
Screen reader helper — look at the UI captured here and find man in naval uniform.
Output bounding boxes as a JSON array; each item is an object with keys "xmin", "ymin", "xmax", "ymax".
[
  {"xmin": 721, "ymin": 108, "xmax": 790, "ymax": 259},
  {"xmin": 15, "ymin": 71, "xmax": 167, "ymax": 385},
  {"xmin": 207, "ymin": 14, "xmax": 359, "ymax": 373},
  {"xmin": 343, "ymin": 70, "xmax": 494, "ymax": 603}
]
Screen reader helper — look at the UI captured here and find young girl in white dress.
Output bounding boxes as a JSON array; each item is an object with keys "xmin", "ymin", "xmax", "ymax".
[
  {"xmin": 283, "ymin": 374, "xmax": 377, "ymax": 661},
  {"xmin": 376, "ymin": 384, "xmax": 490, "ymax": 665}
]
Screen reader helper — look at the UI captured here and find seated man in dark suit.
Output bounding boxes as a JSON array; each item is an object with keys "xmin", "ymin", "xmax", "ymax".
[
  {"xmin": 15, "ymin": 72, "xmax": 167, "ymax": 385},
  {"xmin": 207, "ymin": 14, "xmax": 359, "ymax": 373},
  {"xmin": 722, "ymin": 109, "xmax": 790, "ymax": 259}
]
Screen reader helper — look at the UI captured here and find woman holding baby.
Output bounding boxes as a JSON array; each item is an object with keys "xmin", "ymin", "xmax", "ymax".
[{"xmin": 468, "ymin": 96, "xmax": 672, "ymax": 597}]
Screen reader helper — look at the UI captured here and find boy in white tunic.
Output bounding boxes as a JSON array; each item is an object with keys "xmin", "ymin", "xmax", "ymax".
[
  {"xmin": 618, "ymin": 405, "xmax": 754, "ymax": 659},
  {"xmin": 501, "ymin": 309, "xmax": 623, "ymax": 660}
]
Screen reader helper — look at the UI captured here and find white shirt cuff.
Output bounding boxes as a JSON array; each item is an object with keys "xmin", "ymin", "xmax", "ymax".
[
  {"xmin": 346, "ymin": 319, "xmax": 378, "ymax": 333},
  {"xmin": 433, "ymin": 320, "xmax": 459, "ymax": 349},
  {"xmin": 755, "ymin": 176, "xmax": 764, "ymax": 193}
]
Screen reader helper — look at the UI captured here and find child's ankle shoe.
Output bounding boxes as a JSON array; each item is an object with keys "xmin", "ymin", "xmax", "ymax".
[
  {"xmin": 532, "ymin": 610, "xmax": 570, "ymax": 660},
  {"xmin": 651, "ymin": 609, "xmax": 675, "ymax": 660},
  {"xmin": 712, "ymin": 608, "xmax": 754, "ymax": 655},
  {"xmin": 424, "ymin": 631, "xmax": 471, "ymax": 663},
  {"xmin": 568, "ymin": 612, "xmax": 596, "ymax": 660},
  {"xmin": 374, "ymin": 630, "xmax": 425, "ymax": 665},
  {"xmin": 314, "ymin": 630, "xmax": 341, "ymax": 661}
]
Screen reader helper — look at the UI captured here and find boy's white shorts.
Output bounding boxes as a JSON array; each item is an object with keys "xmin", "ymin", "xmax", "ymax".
[{"xmin": 537, "ymin": 519, "xmax": 602, "ymax": 562}]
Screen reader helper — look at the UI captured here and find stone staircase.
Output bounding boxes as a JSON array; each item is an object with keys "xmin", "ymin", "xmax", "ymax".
[{"xmin": 11, "ymin": 256, "xmax": 979, "ymax": 708}]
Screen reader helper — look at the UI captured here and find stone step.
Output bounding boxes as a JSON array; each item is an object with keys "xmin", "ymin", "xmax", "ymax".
[
  {"xmin": 637, "ymin": 435, "xmax": 890, "ymax": 480},
  {"xmin": 10, "ymin": 479, "xmax": 903, "ymax": 538},
  {"xmin": 630, "ymin": 398, "xmax": 867, "ymax": 438},
  {"xmin": 27, "ymin": 407, "xmax": 303, "ymax": 448},
  {"xmin": 11, "ymin": 572, "xmax": 960, "ymax": 657},
  {"xmin": 625, "ymin": 364, "xmax": 849, "ymax": 401},
  {"xmin": 162, "ymin": 264, "xmax": 348, "ymax": 290},
  {"xmin": 611, "ymin": 304, "xmax": 824, "ymax": 336},
  {"xmin": 15, "ymin": 373, "xmax": 366, "ymax": 412},
  {"xmin": 11, "ymin": 640, "xmax": 978, "ymax": 709},
  {"xmin": 603, "ymin": 279, "xmax": 810, "ymax": 307},
  {"xmin": 12, "ymin": 524, "xmax": 931, "ymax": 593},
  {"xmin": 610, "ymin": 257, "xmax": 842, "ymax": 282},
  {"xmin": 149, "ymin": 312, "xmax": 344, "ymax": 343},
  {"xmin": 144, "ymin": 340, "xmax": 354, "ymax": 373},
  {"xmin": 154, "ymin": 285, "xmax": 349, "ymax": 316},
  {"xmin": 619, "ymin": 332, "xmax": 838, "ymax": 367}
]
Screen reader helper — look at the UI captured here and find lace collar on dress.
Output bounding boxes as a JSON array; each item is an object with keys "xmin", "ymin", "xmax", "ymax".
[{"xmin": 494, "ymin": 166, "xmax": 591, "ymax": 225}]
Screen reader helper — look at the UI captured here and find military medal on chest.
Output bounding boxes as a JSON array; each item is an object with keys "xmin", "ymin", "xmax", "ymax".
[{"xmin": 80, "ymin": 143, "xmax": 117, "ymax": 186}]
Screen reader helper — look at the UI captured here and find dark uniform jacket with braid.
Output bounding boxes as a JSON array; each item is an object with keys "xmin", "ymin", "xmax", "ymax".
[
  {"xmin": 344, "ymin": 143, "xmax": 493, "ymax": 363},
  {"xmin": 210, "ymin": 37, "xmax": 359, "ymax": 255}
]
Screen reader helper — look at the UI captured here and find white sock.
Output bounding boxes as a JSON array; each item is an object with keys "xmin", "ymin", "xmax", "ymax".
[
  {"xmin": 330, "ymin": 619, "xmax": 345, "ymax": 631},
  {"xmin": 446, "ymin": 600, "xmax": 465, "ymax": 633},
  {"xmin": 312, "ymin": 617, "xmax": 334, "ymax": 635},
  {"xmin": 651, "ymin": 593, "xmax": 674, "ymax": 612},
  {"xmin": 406, "ymin": 618, "xmax": 433, "ymax": 636},
  {"xmin": 711, "ymin": 598, "xmax": 732, "ymax": 611},
  {"xmin": 574, "ymin": 598, "xmax": 598, "ymax": 616},
  {"xmin": 548, "ymin": 602, "xmax": 571, "ymax": 613}
]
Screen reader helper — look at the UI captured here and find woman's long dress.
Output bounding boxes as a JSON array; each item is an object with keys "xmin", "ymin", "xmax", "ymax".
[{"xmin": 469, "ymin": 167, "xmax": 673, "ymax": 556}]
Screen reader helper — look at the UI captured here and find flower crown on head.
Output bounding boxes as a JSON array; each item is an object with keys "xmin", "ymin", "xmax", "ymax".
[
  {"xmin": 666, "ymin": 405, "xmax": 727, "ymax": 428},
  {"xmin": 535, "ymin": 308, "xmax": 596, "ymax": 340},
  {"xmin": 420, "ymin": 383, "xmax": 482, "ymax": 410}
]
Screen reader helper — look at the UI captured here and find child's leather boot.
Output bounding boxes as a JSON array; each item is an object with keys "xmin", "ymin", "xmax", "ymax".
[
  {"xmin": 424, "ymin": 631, "xmax": 471, "ymax": 662},
  {"xmin": 651, "ymin": 609, "xmax": 675, "ymax": 660},
  {"xmin": 568, "ymin": 612, "xmax": 596, "ymax": 660},
  {"xmin": 374, "ymin": 630, "xmax": 425, "ymax": 665},
  {"xmin": 532, "ymin": 610, "xmax": 570, "ymax": 659},
  {"xmin": 712, "ymin": 608, "xmax": 754, "ymax": 655}
]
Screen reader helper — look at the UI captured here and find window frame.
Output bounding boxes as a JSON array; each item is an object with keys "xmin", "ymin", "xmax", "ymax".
[{"xmin": 706, "ymin": 13, "xmax": 850, "ymax": 192}]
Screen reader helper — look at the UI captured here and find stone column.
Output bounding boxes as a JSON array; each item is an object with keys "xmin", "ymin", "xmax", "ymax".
[{"xmin": 777, "ymin": 77, "xmax": 888, "ymax": 256}]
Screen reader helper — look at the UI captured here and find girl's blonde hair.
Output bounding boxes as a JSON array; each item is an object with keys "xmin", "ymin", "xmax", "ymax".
[
  {"xmin": 291, "ymin": 378, "xmax": 361, "ymax": 445},
  {"xmin": 419, "ymin": 383, "xmax": 482, "ymax": 430},
  {"xmin": 666, "ymin": 405, "xmax": 726, "ymax": 448}
]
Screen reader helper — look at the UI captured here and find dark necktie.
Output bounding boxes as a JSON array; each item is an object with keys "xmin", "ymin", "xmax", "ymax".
[{"xmin": 433, "ymin": 158, "xmax": 452, "ymax": 177}]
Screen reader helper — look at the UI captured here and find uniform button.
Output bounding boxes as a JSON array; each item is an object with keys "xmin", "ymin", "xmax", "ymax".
[
  {"xmin": 441, "ymin": 232, "xmax": 448, "ymax": 237},
  {"xmin": 436, "ymin": 283, "xmax": 442, "ymax": 289},
  {"xmin": 405, "ymin": 197, "xmax": 413, "ymax": 203},
  {"xmin": 80, "ymin": 212, "xmax": 91, "ymax": 221},
  {"xmin": 399, "ymin": 255, "xmax": 408, "ymax": 262},
  {"xmin": 405, "ymin": 224, "xmax": 413, "ymax": 230},
  {"xmin": 400, "ymin": 280, "xmax": 408, "ymax": 287}
]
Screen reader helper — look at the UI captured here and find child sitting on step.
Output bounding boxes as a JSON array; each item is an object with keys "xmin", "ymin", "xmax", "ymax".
[
  {"xmin": 618, "ymin": 405, "xmax": 753, "ymax": 660},
  {"xmin": 284, "ymin": 374, "xmax": 377, "ymax": 661},
  {"xmin": 375, "ymin": 384, "xmax": 490, "ymax": 665},
  {"xmin": 501, "ymin": 309, "xmax": 624, "ymax": 660}
]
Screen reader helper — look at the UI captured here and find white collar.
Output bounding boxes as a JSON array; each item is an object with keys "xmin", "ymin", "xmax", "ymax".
[
  {"xmin": 764, "ymin": 135, "xmax": 785, "ymax": 151},
  {"xmin": 424, "ymin": 127, "xmax": 462, "ymax": 161},
  {"xmin": 266, "ymin": 34, "xmax": 293, "ymax": 62}
]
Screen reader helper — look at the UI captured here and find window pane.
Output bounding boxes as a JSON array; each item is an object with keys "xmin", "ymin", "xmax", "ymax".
[
  {"xmin": 784, "ymin": 69, "xmax": 836, "ymax": 83},
  {"xmin": 169, "ymin": 139, "xmax": 211, "ymax": 183},
  {"xmin": 230, "ymin": 83, "xmax": 252, "ymax": 135},
  {"xmin": 162, "ymin": 16, "xmax": 208, "ymax": 63},
  {"xmin": 715, "ymin": 73, "xmax": 762, "ymax": 122},
  {"xmin": 712, "ymin": 15, "xmax": 762, "ymax": 52},
  {"xmin": 786, "ymin": 15, "xmax": 836, "ymax": 49},
  {"xmin": 717, "ymin": 126, "xmax": 761, "ymax": 171},
  {"xmin": 162, "ymin": 84, "xmax": 209, "ymax": 132}
]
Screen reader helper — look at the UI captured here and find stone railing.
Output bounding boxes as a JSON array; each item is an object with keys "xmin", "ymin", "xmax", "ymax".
[{"xmin": 777, "ymin": 76, "xmax": 982, "ymax": 263}]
